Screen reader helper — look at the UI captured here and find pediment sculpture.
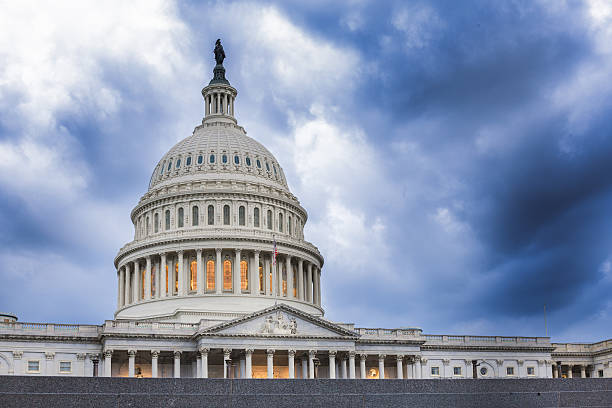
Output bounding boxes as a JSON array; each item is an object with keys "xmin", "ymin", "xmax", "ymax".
[{"xmin": 260, "ymin": 311, "xmax": 297, "ymax": 335}]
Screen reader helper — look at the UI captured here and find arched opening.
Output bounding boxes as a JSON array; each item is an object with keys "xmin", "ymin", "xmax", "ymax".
[
  {"xmin": 240, "ymin": 260, "xmax": 248, "ymax": 291},
  {"xmin": 190, "ymin": 260, "xmax": 197, "ymax": 291},
  {"xmin": 146, "ymin": 216, "xmax": 150, "ymax": 236},
  {"xmin": 288, "ymin": 216, "xmax": 292, "ymax": 235},
  {"xmin": 267, "ymin": 210, "xmax": 272, "ymax": 230},
  {"xmin": 206, "ymin": 260, "xmax": 215, "ymax": 291},
  {"xmin": 223, "ymin": 205, "xmax": 230, "ymax": 225},
  {"xmin": 165, "ymin": 210, "xmax": 170, "ymax": 230},
  {"xmin": 223, "ymin": 259, "xmax": 232, "ymax": 291},
  {"xmin": 239, "ymin": 206, "xmax": 245, "ymax": 226},
  {"xmin": 192, "ymin": 206, "xmax": 199, "ymax": 226},
  {"xmin": 154, "ymin": 213, "xmax": 159, "ymax": 233},
  {"xmin": 254, "ymin": 207, "xmax": 260, "ymax": 227},
  {"xmin": 259, "ymin": 262, "xmax": 264, "ymax": 294},
  {"xmin": 278, "ymin": 213, "xmax": 283, "ymax": 232},
  {"xmin": 175, "ymin": 262, "xmax": 179, "ymax": 294},
  {"xmin": 208, "ymin": 205, "xmax": 215, "ymax": 225},
  {"xmin": 178, "ymin": 208, "xmax": 184, "ymax": 228}
]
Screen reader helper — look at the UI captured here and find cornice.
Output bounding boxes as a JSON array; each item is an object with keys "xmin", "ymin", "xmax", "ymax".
[
  {"xmin": 0, "ymin": 334, "xmax": 101, "ymax": 344},
  {"xmin": 356, "ymin": 339, "xmax": 425, "ymax": 345},
  {"xmin": 420, "ymin": 344, "xmax": 555, "ymax": 352}
]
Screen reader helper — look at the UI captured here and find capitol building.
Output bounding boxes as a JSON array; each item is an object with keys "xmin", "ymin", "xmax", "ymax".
[{"xmin": 1, "ymin": 41, "xmax": 610, "ymax": 382}]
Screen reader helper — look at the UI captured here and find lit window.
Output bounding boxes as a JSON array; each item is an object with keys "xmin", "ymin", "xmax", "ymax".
[
  {"xmin": 254, "ymin": 208, "xmax": 260, "ymax": 227},
  {"xmin": 175, "ymin": 262, "xmax": 178, "ymax": 294},
  {"xmin": 259, "ymin": 263, "xmax": 264, "ymax": 293},
  {"xmin": 282, "ymin": 265, "xmax": 287, "ymax": 296},
  {"xmin": 167, "ymin": 160, "xmax": 172, "ymax": 171},
  {"xmin": 431, "ymin": 366, "xmax": 440, "ymax": 376},
  {"xmin": 234, "ymin": 155, "xmax": 240, "ymax": 165},
  {"xmin": 278, "ymin": 213, "xmax": 283, "ymax": 232},
  {"xmin": 186, "ymin": 156, "xmax": 192, "ymax": 166},
  {"xmin": 527, "ymin": 367, "xmax": 535, "ymax": 376},
  {"xmin": 178, "ymin": 208, "xmax": 184, "ymax": 228},
  {"xmin": 59, "ymin": 361, "xmax": 71, "ymax": 373},
  {"xmin": 192, "ymin": 206, "xmax": 199, "ymax": 226},
  {"xmin": 223, "ymin": 259, "xmax": 232, "ymax": 291},
  {"xmin": 223, "ymin": 205, "xmax": 230, "ymax": 225},
  {"xmin": 27, "ymin": 360, "xmax": 40, "ymax": 373},
  {"xmin": 206, "ymin": 260, "xmax": 215, "ymax": 291},
  {"xmin": 246, "ymin": 157, "xmax": 251, "ymax": 166},
  {"xmin": 256, "ymin": 159, "xmax": 261, "ymax": 168},
  {"xmin": 176, "ymin": 159, "xmax": 181, "ymax": 168},
  {"xmin": 197, "ymin": 155, "xmax": 203, "ymax": 164},
  {"xmin": 165, "ymin": 210, "xmax": 170, "ymax": 230},
  {"xmin": 222, "ymin": 154, "xmax": 228, "ymax": 164},
  {"xmin": 190, "ymin": 260, "xmax": 197, "ymax": 291},
  {"xmin": 151, "ymin": 265, "xmax": 156, "ymax": 297},
  {"xmin": 453, "ymin": 367, "xmax": 461, "ymax": 376},
  {"xmin": 293, "ymin": 266, "xmax": 297, "ymax": 297},
  {"xmin": 506, "ymin": 367, "xmax": 514, "ymax": 376},
  {"xmin": 208, "ymin": 205, "xmax": 214, "ymax": 225},
  {"xmin": 210, "ymin": 154, "xmax": 215, "ymax": 164},
  {"xmin": 267, "ymin": 210, "xmax": 272, "ymax": 230},
  {"xmin": 239, "ymin": 206, "xmax": 245, "ymax": 226},
  {"xmin": 165, "ymin": 263, "xmax": 169, "ymax": 293},
  {"xmin": 240, "ymin": 260, "xmax": 248, "ymax": 291}
]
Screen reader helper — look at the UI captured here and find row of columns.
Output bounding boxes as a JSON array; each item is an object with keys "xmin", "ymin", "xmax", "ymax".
[
  {"xmin": 117, "ymin": 249, "xmax": 322, "ymax": 309},
  {"xmin": 204, "ymin": 91, "xmax": 234, "ymax": 117},
  {"xmin": 552, "ymin": 362, "xmax": 590, "ymax": 378}
]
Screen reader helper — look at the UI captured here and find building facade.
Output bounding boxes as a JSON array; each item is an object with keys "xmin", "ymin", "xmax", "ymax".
[{"xmin": 1, "ymin": 42, "xmax": 610, "ymax": 380}]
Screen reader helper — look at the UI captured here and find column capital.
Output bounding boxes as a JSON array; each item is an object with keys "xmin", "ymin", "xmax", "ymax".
[
  {"xmin": 159, "ymin": 252, "xmax": 167, "ymax": 257},
  {"xmin": 349, "ymin": 351, "xmax": 356, "ymax": 358},
  {"xmin": 103, "ymin": 350, "xmax": 113, "ymax": 358},
  {"xmin": 223, "ymin": 348, "xmax": 232, "ymax": 357},
  {"xmin": 538, "ymin": 360, "xmax": 546, "ymax": 365},
  {"xmin": 216, "ymin": 247, "xmax": 222, "ymax": 253},
  {"xmin": 359, "ymin": 353, "xmax": 367, "ymax": 360},
  {"xmin": 328, "ymin": 350, "xmax": 337, "ymax": 357},
  {"xmin": 196, "ymin": 248, "xmax": 203, "ymax": 254},
  {"xmin": 308, "ymin": 350, "xmax": 316, "ymax": 357},
  {"xmin": 76, "ymin": 353, "xmax": 87, "ymax": 361},
  {"xmin": 146, "ymin": 255, "xmax": 151, "ymax": 261},
  {"xmin": 151, "ymin": 350, "xmax": 160, "ymax": 358},
  {"xmin": 396, "ymin": 355, "xmax": 404, "ymax": 362},
  {"xmin": 235, "ymin": 248, "xmax": 242, "ymax": 253},
  {"xmin": 88, "ymin": 353, "xmax": 100, "ymax": 361},
  {"xmin": 288, "ymin": 349, "xmax": 296, "ymax": 357},
  {"xmin": 496, "ymin": 359, "xmax": 504, "ymax": 366},
  {"xmin": 442, "ymin": 358, "xmax": 450, "ymax": 365},
  {"xmin": 254, "ymin": 250, "xmax": 260, "ymax": 255},
  {"xmin": 414, "ymin": 355, "xmax": 421, "ymax": 363},
  {"xmin": 464, "ymin": 359, "xmax": 472, "ymax": 366},
  {"xmin": 421, "ymin": 358, "xmax": 428, "ymax": 365},
  {"xmin": 177, "ymin": 250, "xmax": 184, "ymax": 256},
  {"xmin": 45, "ymin": 352, "xmax": 56, "ymax": 360},
  {"xmin": 173, "ymin": 350, "xmax": 182, "ymax": 358},
  {"xmin": 12, "ymin": 351, "xmax": 23, "ymax": 359},
  {"xmin": 266, "ymin": 349, "xmax": 275, "ymax": 356},
  {"xmin": 199, "ymin": 347, "xmax": 210, "ymax": 355},
  {"xmin": 245, "ymin": 348, "xmax": 254, "ymax": 355},
  {"xmin": 517, "ymin": 360, "xmax": 524, "ymax": 366},
  {"xmin": 127, "ymin": 350, "xmax": 137, "ymax": 357},
  {"xmin": 298, "ymin": 258, "xmax": 303, "ymax": 265},
  {"xmin": 378, "ymin": 354, "xmax": 386, "ymax": 360}
]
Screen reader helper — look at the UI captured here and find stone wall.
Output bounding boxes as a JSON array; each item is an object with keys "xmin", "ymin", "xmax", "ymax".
[{"xmin": 0, "ymin": 376, "xmax": 610, "ymax": 407}]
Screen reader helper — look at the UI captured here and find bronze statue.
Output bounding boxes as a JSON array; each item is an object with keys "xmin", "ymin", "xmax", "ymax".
[{"xmin": 214, "ymin": 39, "xmax": 225, "ymax": 66}]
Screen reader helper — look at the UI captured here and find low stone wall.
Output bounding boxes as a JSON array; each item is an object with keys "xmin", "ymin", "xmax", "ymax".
[{"xmin": 0, "ymin": 377, "xmax": 610, "ymax": 407}]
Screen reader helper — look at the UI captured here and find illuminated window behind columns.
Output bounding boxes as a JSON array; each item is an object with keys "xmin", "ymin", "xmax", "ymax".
[
  {"xmin": 151, "ymin": 265, "xmax": 156, "ymax": 297},
  {"xmin": 259, "ymin": 263, "xmax": 264, "ymax": 293},
  {"xmin": 223, "ymin": 259, "xmax": 232, "ymax": 291},
  {"xmin": 240, "ymin": 260, "xmax": 248, "ymax": 291},
  {"xmin": 165, "ymin": 264, "xmax": 169, "ymax": 294},
  {"xmin": 141, "ymin": 268, "xmax": 145, "ymax": 299},
  {"xmin": 206, "ymin": 260, "xmax": 215, "ymax": 291},
  {"xmin": 292, "ymin": 265, "xmax": 297, "ymax": 297},
  {"xmin": 269, "ymin": 267, "xmax": 273, "ymax": 293},
  {"xmin": 175, "ymin": 263, "xmax": 178, "ymax": 294},
  {"xmin": 190, "ymin": 260, "xmax": 197, "ymax": 291},
  {"xmin": 282, "ymin": 263, "xmax": 287, "ymax": 296}
]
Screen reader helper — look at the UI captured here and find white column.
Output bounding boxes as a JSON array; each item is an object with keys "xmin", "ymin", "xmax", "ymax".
[
  {"xmin": 216, "ymin": 93, "xmax": 220, "ymax": 114},
  {"xmin": 360, "ymin": 354, "xmax": 367, "ymax": 379},
  {"xmin": 349, "ymin": 352, "xmax": 356, "ymax": 379},
  {"xmin": 267, "ymin": 349, "xmax": 275, "ymax": 379},
  {"xmin": 205, "ymin": 94, "xmax": 209, "ymax": 115},
  {"xmin": 224, "ymin": 93, "xmax": 228, "ymax": 115},
  {"xmin": 238, "ymin": 356, "xmax": 245, "ymax": 378},
  {"xmin": 234, "ymin": 249, "xmax": 241, "ymax": 294},
  {"xmin": 128, "ymin": 350, "xmax": 136, "ymax": 377},
  {"xmin": 223, "ymin": 349, "xmax": 231, "ymax": 379},
  {"xmin": 307, "ymin": 263, "xmax": 313, "ymax": 302},
  {"xmin": 297, "ymin": 259, "xmax": 304, "ymax": 300},
  {"xmin": 103, "ymin": 350, "xmax": 112, "ymax": 377},
  {"xmin": 197, "ymin": 249, "xmax": 204, "ymax": 295},
  {"xmin": 252, "ymin": 251, "xmax": 260, "ymax": 295},
  {"xmin": 160, "ymin": 253, "xmax": 167, "ymax": 298},
  {"xmin": 378, "ymin": 355, "xmax": 385, "ymax": 379},
  {"xmin": 567, "ymin": 365, "xmax": 573, "ymax": 378},
  {"xmin": 341, "ymin": 357, "xmax": 348, "ymax": 379},
  {"xmin": 173, "ymin": 351, "xmax": 181, "ymax": 378},
  {"xmin": 177, "ymin": 251, "xmax": 184, "ymax": 296},
  {"xmin": 215, "ymin": 248, "xmax": 222, "ymax": 294},
  {"xmin": 316, "ymin": 267, "xmax": 322, "ymax": 305},
  {"xmin": 415, "ymin": 357, "xmax": 422, "ymax": 379},
  {"xmin": 118, "ymin": 268, "xmax": 125, "ymax": 307},
  {"xmin": 308, "ymin": 350, "xmax": 316, "ymax": 379},
  {"xmin": 145, "ymin": 256, "xmax": 151, "ymax": 300},
  {"xmin": 581, "ymin": 365, "xmax": 586, "ymax": 378},
  {"xmin": 271, "ymin": 259, "xmax": 278, "ymax": 297},
  {"xmin": 151, "ymin": 350, "xmax": 159, "ymax": 378},
  {"xmin": 231, "ymin": 96, "xmax": 235, "ymax": 117},
  {"xmin": 329, "ymin": 351, "xmax": 336, "ymax": 379},
  {"xmin": 200, "ymin": 348, "xmax": 209, "ymax": 379},
  {"xmin": 288, "ymin": 350, "xmax": 295, "ymax": 379},
  {"xmin": 124, "ymin": 264, "xmax": 131, "ymax": 304},
  {"xmin": 301, "ymin": 356, "xmax": 308, "ymax": 379},
  {"xmin": 396, "ymin": 355, "xmax": 403, "ymax": 379},
  {"xmin": 132, "ymin": 260, "xmax": 140, "ymax": 302},
  {"xmin": 245, "ymin": 349, "xmax": 253, "ymax": 379},
  {"xmin": 286, "ymin": 256, "xmax": 293, "ymax": 299}
]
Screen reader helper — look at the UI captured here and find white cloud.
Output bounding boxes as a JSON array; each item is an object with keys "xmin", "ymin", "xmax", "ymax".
[{"xmin": 391, "ymin": 4, "xmax": 445, "ymax": 50}]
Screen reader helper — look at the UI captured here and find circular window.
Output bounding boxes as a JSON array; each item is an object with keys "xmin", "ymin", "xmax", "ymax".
[
  {"xmin": 234, "ymin": 155, "xmax": 240, "ymax": 165},
  {"xmin": 222, "ymin": 154, "xmax": 228, "ymax": 164},
  {"xmin": 209, "ymin": 154, "xmax": 215, "ymax": 164},
  {"xmin": 256, "ymin": 159, "xmax": 261, "ymax": 168},
  {"xmin": 480, "ymin": 367, "xmax": 488, "ymax": 376},
  {"xmin": 246, "ymin": 157, "xmax": 251, "ymax": 166}
]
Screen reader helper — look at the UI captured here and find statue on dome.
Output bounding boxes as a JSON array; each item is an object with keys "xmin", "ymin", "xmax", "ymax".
[{"xmin": 214, "ymin": 39, "xmax": 225, "ymax": 66}]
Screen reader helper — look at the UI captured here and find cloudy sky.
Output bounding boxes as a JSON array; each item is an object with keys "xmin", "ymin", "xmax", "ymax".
[{"xmin": 1, "ymin": 0, "xmax": 611, "ymax": 342}]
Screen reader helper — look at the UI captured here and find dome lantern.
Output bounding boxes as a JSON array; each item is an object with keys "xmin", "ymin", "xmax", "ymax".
[{"xmin": 201, "ymin": 39, "xmax": 237, "ymax": 125}]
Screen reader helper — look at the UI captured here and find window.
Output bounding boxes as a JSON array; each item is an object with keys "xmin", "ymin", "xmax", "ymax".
[
  {"xmin": 154, "ymin": 213, "xmax": 159, "ymax": 233},
  {"xmin": 59, "ymin": 361, "xmax": 71, "ymax": 373},
  {"xmin": 146, "ymin": 216, "xmax": 150, "ymax": 236},
  {"xmin": 246, "ymin": 157, "xmax": 251, "ymax": 166},
  {"xmin": 288, "ymin": 216, "xmax": 292, "ymax": 235},
  {"xmin": 527, "ymin": 367, "xmax": 535, "ymax": 376},
  {"xmin": 293, "ymin": 266, "xmax": 297, "ymax": 297},
  {"xmin": 265, "ymin": 162, "xmax": 270, "ymax": 171},
  {"xmin": 178, "ymin": 207, "xmax": 184, "ymax": 228},
  {"xmin": 234, "ymin": 155, "xmax": 240, "ymax": 165},
  {"xmin": 165, "ymin": 210, "xmax": 170, "ymax": 230},
  {"xmin": 256, "ymin": 159, "xmax": 261, "ymax": 168},
  {"xmin": 176, "ymin": 158, "xmax": 181, "ymax": 168},
  {"xmin": 197, "ymin": 155, "xmax": 203, "ymax": 165},
  {"xmin": 192, "ymin": 206, "xmax": 199, "ymax": 226},
  {"xmin": 267, "ymin": 210, "xmax": 272, "ymax": 229},
  {"xmin": 190, "ymin": 260, "xmax": 197, "ymax": 291},
  {"xmin": 208, "ymin": 205, "xmax": 215, "ymax": 225},
  {"xmin": 165, "ymin": 263, "xmax": 169, "ymax": 294},
  {"xmin": 206, "ymin": 260, "xmax": 215, "ymax": 291},
  {"xmin": 239, "ymin": 206, "xmax": 245, "ymax": 226},
  {"xmin": 599, "ymin": 370, "xmax": 604, "ymax": 378},
  {"xmin": 259, "ymin": 263, "xmax": 264, "ymax": 293},
  {"xmin": 431, "ymin": 366, "xmax": 440, "ymax": 376},
  {"xmin": 27, "ymin": 360, "xmax": 40, "ymax": 373},
  {"xmin": 223, "ymin": 259, "xmax": 232, "ymax": 291},
  {"xmin": 273, "ymin": 164, "xmax": 277, "ymax": 175},
  {"xmin": 453, "ymin": 367, "xmax": 462, "ymax": 376},
  {"xmin": 174, "ymin": 262, "xmax": 179, "ymax": 294},
  {"xmin": 222, "ymin": 154, "xmax": 228, "ymax": 164},
  {"xmin": 278, "ymin": 213, "xmax": 283, "ymax": 232},
  {"xmin": 209, "ymin": 154, "xmax": 215, "ymax": 164},
  {"xmin": 186, "ymin": 156, "xmax": 192, "ymax": 166},
  {"xmin": 506, "ymin": 367, "xmax": 515, "ymax": 376},
  {"xmin": 167, "ymin": 160, "xmax": 172, "ymax": 171},
  {"xmin": 240, "ymin": 260, "xmax": 248, "ymax": 291},
  {"xmin": 282, "ymin": 265, "xmax": 287, "ymax": 296},
  {"xmin": 223, "ymin": 205, "xmax": 230, "ymax": 225},
  {"xmin": 151, "ymin": 265, "xmax": 156, "ymax": 297},
  {"xmin": 480, "ymin": 367, "xmax": 488, "ymax": 376},
  {"xmin": 160, "ymin": 163, "xmax": 164, "ymax": 175},
  {"xmin": 254, "ymin": 208, "xmax": 260, "ymax": 227}
]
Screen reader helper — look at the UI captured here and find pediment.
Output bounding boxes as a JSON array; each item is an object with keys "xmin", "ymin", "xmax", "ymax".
[{"xmin": 199, "ymin": 304, "xmax": 357, "ymax": 338}]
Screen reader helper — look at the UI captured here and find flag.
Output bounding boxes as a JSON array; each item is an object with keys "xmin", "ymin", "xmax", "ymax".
[{"xmin": 273, "ymin": 235, "xmax": 278, "ymax": 266}]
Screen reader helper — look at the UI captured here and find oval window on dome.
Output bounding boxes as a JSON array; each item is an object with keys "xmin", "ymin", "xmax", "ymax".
[
  {"xmin": 234, "ymin": 155, "xmax": 240, "ymax": 165},
  {"xmin": 246, "ymin": 157, "xmax": 251, "ymax": 166},
  {"xmin": 176, "ymin": 159, "xmax": 181, "ymax": 168},
  {"xmin": 209, "ymin": 154, "xmax": 215, "ymax": 164},
  {"xmin": 256, "ymin": 159, "xmax": 261, "ymax": 168},
  {"xmin": 197, "ymin": 155, "xmax": 203, "ymax": 165},
  {"xmin": 167, "ymin": 160, "xmax": 172, "ymax": 171},
  {"xmin": 186, "ymin": 156, "xmax": 192, "ymax": 166},
  {"xmin": 222, "ymin": 154, "xmax": 228, "ymax": 164}
]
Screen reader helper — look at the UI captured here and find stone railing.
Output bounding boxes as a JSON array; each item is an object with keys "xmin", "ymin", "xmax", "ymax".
[
  {"xmin": 422, "ymin": 334, "xmax": 550, "ymax": 346},
  {"xmin": 355, "ymin": 328, "xmax": 423, "ymax": 339},
  {"xmin": 553, "ymin": 340, "xmax": 612, "ymax": 354},
  {"xmin": 0, "ymin": 322, "xmax": 101, "ymax": 337},
  {"xmin": 102, "ymin": 320, "xmax": 198, "ymax": 335}
]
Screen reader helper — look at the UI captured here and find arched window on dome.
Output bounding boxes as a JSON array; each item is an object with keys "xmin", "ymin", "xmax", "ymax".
[
  {"xmin": 223, "ymin": 205, "xmax": 230, "ymax": 225},
  {"xmin": 254, "ymin": 207, "xmax": 260, "ymax": 227},
  {"xmin": 256, "ymin": 159, "xmax": 261, "ymax": 169},
  {"xmin": 240, "ymin": 260, "xmax": 248, "ymax": 291},
  {"xmin": 223, "ymin": 259, "xmax": 232, "ymax": 291},
  {"xmin": 186, "ymin": 156, "xmax": 192, "ymax": 166},
  {"xmin": 167, "ymin": 160, "xmax": 172, "ymax": 171},
  {"xmin": 165, "ymin": 210, "xmax": 170, "ymax": 230},
  {"xmin": 154, "ymin": 213, "xmax": 159, "ymax": 233},
  {"xmin": 222, "ymin": 154, "xmax": 228, "ymax": 164},
  {"xmin": 178, "ymin": 207, "xmax": 184, "ymax": 228},
  {"xmin": 288, "ymin": 216, "xmax": 292, "ymax": 236},
  {"xmin": 278, "ymin": 213, "xmax": 283, "ymax": 232},
  {"xmin": 197, "ymin": 155, "xmax": 203, "ymax": 165},
  {"xmin": 190, "ymin": 260, "xmax": 197, "ymax": 291},
  {"xmin": 176, "ymin": 158, "xmax": 181, "ymax": 169},
  {"xmin": 160, "ymin": 162, "xmax": 164, "ymax": 175},
  {"xmin": 146, "ymin": 216, "xmax": 150, "ymax": 236},
  {"xmin": 267, "ymin": 210, "xmax": 272, "ymax": 230},
  {"xmin": 234, "ymin": 155, "xmax": 240, "ymax": 165},
  {"xmin": 239, "ymin": 206, "xmax": 245, "ymax": 226},
  {"xmin": 265, "ymin": 162, "xmax": 270, "ymax": 172},
  {"xmin": 246, "ymin": 157, "xmax": 251, "ymax": 166},
  {"xmin": 273, "ymin": 164, "xmax": 277, "ymax": 176},
  {"xmin": 206, "ymin": 259, "xmax": 215, "ymax": 291},
  {"xmin": 258, "ymin": 262, "xmax": 264, "ymax": 294},
  {"xmin": 192, "ymin": 206, "xmax": 199, "ymax": 226},
  {"xmin": 209, "ymin": 154, "xmax": 215, "ymax": 164},
  {"xmin": 208, "ymin": 205, "xmax": 215, "ymax": 225}
]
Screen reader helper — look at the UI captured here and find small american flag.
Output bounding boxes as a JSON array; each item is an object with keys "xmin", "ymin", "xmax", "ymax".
[{"xmin": 273, "ymin": 235, "xmax": 278, "ymax": 266}]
